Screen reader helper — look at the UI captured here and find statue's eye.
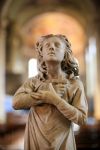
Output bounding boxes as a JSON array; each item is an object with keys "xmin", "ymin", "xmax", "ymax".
[
  {"xmin": 55, "ymin": 42, "xmax": 60, "ymax": 48},
  {"xmin": 45, "ymin": 43, "xmax": 50, "ymax": 47}
]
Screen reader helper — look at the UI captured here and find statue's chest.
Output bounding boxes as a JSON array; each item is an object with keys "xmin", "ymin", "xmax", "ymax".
[{"xmin": 36, "ymin": 81, "xmax": 73, "ymax": 104}]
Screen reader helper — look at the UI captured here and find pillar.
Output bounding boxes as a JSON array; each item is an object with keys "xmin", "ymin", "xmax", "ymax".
[{"xmin": 0, "ymin": 28, "xmax": 6, "ymax": 124}]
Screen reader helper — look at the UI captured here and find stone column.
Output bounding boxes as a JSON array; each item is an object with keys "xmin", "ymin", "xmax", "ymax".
[
  {"xmin": 94, "ymin": 31, "xmax": 100, "ymax": 120},
  {"xmin": 0, "ymin": 28, "xmax": 6, "ymax": 124}
]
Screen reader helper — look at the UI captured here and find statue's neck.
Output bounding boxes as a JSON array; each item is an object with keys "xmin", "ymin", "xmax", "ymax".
[{"xmin": 45, "ymin": 61, "xmax": 65, "ymax": 80}]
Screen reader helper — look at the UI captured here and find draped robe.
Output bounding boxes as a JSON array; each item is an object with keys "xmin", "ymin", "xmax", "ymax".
[{"xmin": 14, "ymin": 76, "xmax": 88, "ymax": 150}]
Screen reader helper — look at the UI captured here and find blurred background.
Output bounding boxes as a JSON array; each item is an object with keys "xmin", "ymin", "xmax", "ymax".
[{"xmin": 0, "ymin": 0, "xmax": 100, "ymax": 149}]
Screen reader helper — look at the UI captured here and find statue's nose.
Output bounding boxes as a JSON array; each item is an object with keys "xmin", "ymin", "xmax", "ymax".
[
  {"xmin": 49, "ymin": 47, "xmax": 54, "ymax": 51},
  {"xmin": 49, "ymin": 44, "xmax": 55, "ymax": 51}
]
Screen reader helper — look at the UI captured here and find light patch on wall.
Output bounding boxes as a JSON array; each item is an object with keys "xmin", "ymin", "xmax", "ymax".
[
  {"xmin": 28, "ymin": 58, "xmax": 38, "ymax": 78},
  {"xmin": 86, "ymin": 37, "xmax": 97, "ymax": 97}
]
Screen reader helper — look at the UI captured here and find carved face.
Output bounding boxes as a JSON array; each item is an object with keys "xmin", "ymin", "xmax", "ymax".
[{"xmin": 42, "ymin": 37, "xmax": 66, "ymax": 62}]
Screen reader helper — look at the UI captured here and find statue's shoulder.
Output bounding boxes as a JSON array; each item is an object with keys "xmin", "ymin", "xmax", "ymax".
[
  {"xmin": 24, "ymin": 75, "xmax": 39, "ymax": 85},
  {"xmin": 68, "ymin": 76, "xmax": 83, "ymax": 88}
]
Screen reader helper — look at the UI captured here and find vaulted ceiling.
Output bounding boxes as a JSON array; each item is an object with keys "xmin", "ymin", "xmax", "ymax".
[
  {"xmin": 0, "ymin": 0, "xmax": 99, "ymax": 70},
  {"xmin": 0, "ymin": 0, "xmax": 96, "ymax": 56},
  {"xmin": 0, "ymin": 0, "xmax": 100, "ymax": 94}
]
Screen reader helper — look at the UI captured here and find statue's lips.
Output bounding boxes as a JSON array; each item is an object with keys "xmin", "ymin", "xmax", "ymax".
[{"xmin": 48, "ymin": 52, "xmax": 55, "ymax": 55}]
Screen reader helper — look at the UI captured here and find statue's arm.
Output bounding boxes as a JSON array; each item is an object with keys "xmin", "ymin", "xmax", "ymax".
[
  {"xmin": 52, "ymin": 80, "xmax": 88, "ymax": 125},
  {"xmin": 38, "ymin": 80, "xmax": 88, "ymax": 125},
  {"xmin": 12, "ymin": 78, "xmax": 39, "ymax": 110}
]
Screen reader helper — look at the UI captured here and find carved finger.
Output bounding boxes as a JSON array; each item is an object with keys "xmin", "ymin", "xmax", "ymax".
[
  {"xmin": 31, "ymin": 95, "xmax": 40, "ymax": 99},
  {"xmin": 38, "ymin": 90, "xmax": 45, "ymax": 94},
  {"xmin": 49, "ymin": 83, "xmax": 58, "ymax": 95},
  {"xmin": 56, "ymin": 84, "xmax": 66, "ymax": 89},
  {"xmin": 31, "ymin": 93, "xmax": 41, "ymax": 99}
]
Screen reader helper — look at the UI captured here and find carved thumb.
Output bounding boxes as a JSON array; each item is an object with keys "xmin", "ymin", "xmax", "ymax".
[{"xmin": 49, "ymin": 83, "xmax": 57, "ymax": 95}]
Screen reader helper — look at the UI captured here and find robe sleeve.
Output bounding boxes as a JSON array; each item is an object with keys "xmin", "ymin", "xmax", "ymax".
[
  {"xmin": 55, "ymin": 79, "xmax": 88, "ymax": 125},
  {"xmin": 13, "ymin": 77, "xmax": 39, "ymax": 109}
]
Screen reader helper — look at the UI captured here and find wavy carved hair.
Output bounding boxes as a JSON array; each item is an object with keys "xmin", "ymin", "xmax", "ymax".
[{"xmin": 35, "ymin": 34, "xmax": 79, "ymax": 81}]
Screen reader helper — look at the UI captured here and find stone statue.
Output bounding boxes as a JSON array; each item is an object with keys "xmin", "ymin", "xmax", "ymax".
[{"xmin": 13, "ymin": 34, "xmax": 88, "ymax": 150}]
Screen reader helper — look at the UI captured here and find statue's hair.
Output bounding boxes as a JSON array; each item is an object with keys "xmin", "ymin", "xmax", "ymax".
[{"xmin": 35, "ymin": 34, "xmax": 79, "ymax": 81}]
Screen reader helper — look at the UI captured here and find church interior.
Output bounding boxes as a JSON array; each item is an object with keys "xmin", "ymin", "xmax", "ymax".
[{"xmin": 0, "ymin": 0, "xmax": 100, "ymax": 149}]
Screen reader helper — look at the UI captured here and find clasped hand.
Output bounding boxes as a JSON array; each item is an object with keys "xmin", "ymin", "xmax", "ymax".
[{"xmin": 31, "ymin": 83, "xmax": 66, "ymax": 105}]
